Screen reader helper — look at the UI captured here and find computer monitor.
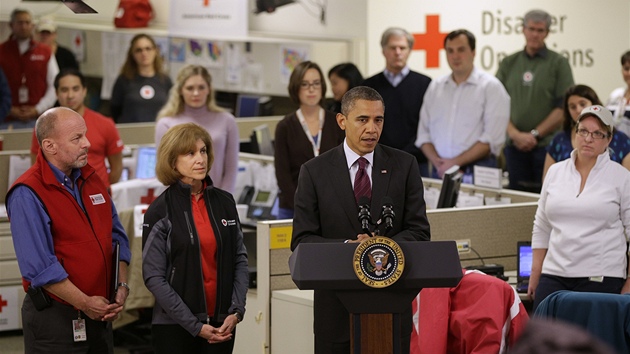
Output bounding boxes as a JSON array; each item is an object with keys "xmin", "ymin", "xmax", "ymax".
[
  {"xmin": 250, "ymin": 124, "xmax": 274, "ymax": 156},
  {"xmin": 517, "ymin": 241, "xmax": 533, "ymax": 279},
  {"xmin": 135, "ymin": 146, "xmax": 157, "ymax": 179},
  {"xmin": 436, "ymin": 165, "xmax": 463, "ymax": 208},
  {"xmin": 236, "ymin": 94, "xmax": 261, "ymax": 117},
  {"xmin": 247, "ymin": 188, "xmax": 278, "ymax": 220}
]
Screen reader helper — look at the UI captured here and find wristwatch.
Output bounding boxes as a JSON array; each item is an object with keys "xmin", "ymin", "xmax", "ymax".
[
  {"xmin": 530, "ymin": 129, "xmax": 540, "ymax": 140},
  {"xmin": 232, "ymin": 311, "xmax": 243, "ymax": 323},
  {"xmin": 117, "ymin": 282, "xmax": 130, "ymax": 293}
]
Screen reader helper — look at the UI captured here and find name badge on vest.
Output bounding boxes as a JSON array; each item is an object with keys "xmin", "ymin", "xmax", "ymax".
[{"xmin": 89, "ymin": 194, "xmax": 106, "ymax": 205}]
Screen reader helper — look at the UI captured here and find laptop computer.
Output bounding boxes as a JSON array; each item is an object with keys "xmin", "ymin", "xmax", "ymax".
[{"xmin": 516, "ymin": 241, "xmax": 532, "ymax": 293}]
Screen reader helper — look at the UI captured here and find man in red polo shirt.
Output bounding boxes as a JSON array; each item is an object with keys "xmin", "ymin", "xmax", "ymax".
[{"xmin": 30, "ymin": 69, "xmax": 124, "ymax": 187}]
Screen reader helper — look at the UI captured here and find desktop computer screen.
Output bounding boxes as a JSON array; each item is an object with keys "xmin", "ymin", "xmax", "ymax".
[
  {"xmin": 236, "ymin": 95, "xmax": 261, "ymax": 117},
  {"xmin": 135, "ymin": 147, "xmax": 157, "ymax": 179}
]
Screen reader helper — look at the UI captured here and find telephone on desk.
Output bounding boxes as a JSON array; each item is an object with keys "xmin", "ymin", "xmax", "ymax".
[{"xmin": 238, "ymin": 186, "xmax": 277, "ymax": 220}]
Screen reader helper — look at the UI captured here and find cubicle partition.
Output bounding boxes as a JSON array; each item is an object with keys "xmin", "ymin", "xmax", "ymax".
[
  {"xmin": 0, "ymin": 116, "xmax": 284, "ymax": 203},
  {"xmin": 0, "ymin": 116, "xmax": 284, "ymax": 152},
  {"xmin": 251, "ymin": 185, "xmax": 540, "ymax": 354}
]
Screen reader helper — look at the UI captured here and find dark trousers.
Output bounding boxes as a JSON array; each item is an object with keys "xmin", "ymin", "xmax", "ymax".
[
  {"xmin": 152, "ymin": 323, "xmax": 235, "ymax": 354},
  {"xmin": 504, "ymin": 145, "xmax": 547, "ymax": 193},
  {"xmin": 22, "ymin": 295, "xmax": 113, "ymax": 354},
  {"xmin": 533, "ymin": 273, "xmax": 625, "ymax": 311}
]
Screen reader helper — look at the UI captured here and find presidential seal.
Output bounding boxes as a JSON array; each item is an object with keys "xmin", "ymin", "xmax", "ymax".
[{"xmin": 353, "ymin": 237, "xmax": 405, "ymax": 288}]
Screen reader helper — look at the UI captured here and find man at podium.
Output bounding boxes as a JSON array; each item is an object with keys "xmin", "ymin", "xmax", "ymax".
[{"xmin": 291, "ymin": 86, "xmax": 431, "ymax": 354}]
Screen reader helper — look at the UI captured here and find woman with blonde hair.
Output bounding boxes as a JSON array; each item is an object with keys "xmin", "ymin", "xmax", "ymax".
[
  {"xmin": 155, "ymin": 65, "xmax": 239, "ymax": 193},
  {"xmin": 111, "ymin": 34, "xmax": 172, "ymax": 123}
]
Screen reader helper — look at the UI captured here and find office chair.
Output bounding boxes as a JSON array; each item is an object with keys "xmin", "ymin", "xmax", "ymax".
[
  {"xmin": 411, "ymin": 269, "xmax": 529, "ymax": 354},
  {"xmin": 534, "ymin": 290, "xmax": 630, "ymax": 354}
]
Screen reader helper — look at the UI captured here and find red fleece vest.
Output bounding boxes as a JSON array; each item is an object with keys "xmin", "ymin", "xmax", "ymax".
[
  {"xmin": 0, "ymin": 38, "xmax": 51, "ymax": 116},
  {"xmin": 10, "ymin": 152, "xmax": 114, "ymax": 302}
]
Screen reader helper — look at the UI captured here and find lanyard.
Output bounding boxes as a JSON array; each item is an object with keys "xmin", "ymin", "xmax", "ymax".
[{"xmin": 296, "ymin": 108, "xmax": 324, "ymax": 157}]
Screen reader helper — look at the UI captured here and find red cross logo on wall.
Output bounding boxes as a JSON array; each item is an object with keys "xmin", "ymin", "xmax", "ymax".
[
  {"xmin": 0, "ymin": 295, "xmax": 7, "ymax": 313},
  {"xmin": 140, "ymin": 188, "xmax": 157, "ymax": 205},
  {"xmin": 413, "ymin": 15, "xmax": 448, "ymax": 68}
]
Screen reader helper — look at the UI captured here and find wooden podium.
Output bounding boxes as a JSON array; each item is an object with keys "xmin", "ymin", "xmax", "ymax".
[{"xmin": 289, "ymin": 241, "xmax": 462, "ymax": 354}]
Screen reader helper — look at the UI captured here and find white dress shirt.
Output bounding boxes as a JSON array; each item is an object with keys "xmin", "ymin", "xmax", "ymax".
[{"xmin": 415, "ymin": 67, "xmax": 510, "ymax": 158}]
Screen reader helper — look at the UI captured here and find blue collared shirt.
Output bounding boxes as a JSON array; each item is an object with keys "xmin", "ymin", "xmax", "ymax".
[
  {"xmin": 383, "ymin": 66, "xmax": 410, "ymax": 87},
  {"xmin": 7, "ymin": 162, "xmax": 131, "ymax": 288}
]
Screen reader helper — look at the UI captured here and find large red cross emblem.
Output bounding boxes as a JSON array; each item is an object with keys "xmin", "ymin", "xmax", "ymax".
[{"xmin": 413, "ymin": 15, "xmax": 448, "ymax": 68}]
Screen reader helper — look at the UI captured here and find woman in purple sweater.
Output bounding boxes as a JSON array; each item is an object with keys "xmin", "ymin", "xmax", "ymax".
[{"xmin": 155, "ymin": 65, "xmax": 239, "ymax": 193}]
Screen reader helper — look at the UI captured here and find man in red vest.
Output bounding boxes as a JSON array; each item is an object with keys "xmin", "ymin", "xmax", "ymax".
[
  {"xmin": 7, "ymin": 107, "xmax": 131, "ymax": 352},
  {"xmin": 0, "ymin": 8, "xmax": 59, "ymax": 129}
]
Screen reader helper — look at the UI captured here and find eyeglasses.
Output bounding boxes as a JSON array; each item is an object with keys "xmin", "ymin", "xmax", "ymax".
[
  {"xmin": 134, "ymin": 46, "xmax": 155, "ymax": 54},
  {"xmin": 576, "ymin": 128, "xmax": 609, "ymax": 140},
  {"xmin": 300, "ymin": 81, "xmax": 321, "ymax": 90}
]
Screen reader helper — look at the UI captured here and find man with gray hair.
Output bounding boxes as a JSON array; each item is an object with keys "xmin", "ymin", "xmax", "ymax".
[
  {"xmin": 363, "ymin": 27, "xmax": 432, "ymax": 176},
  {"xmin": 497, "ymin": 9, "xmax": 574, "ymax": 192}
]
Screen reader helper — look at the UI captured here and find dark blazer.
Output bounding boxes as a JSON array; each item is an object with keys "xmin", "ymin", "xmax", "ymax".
[
  {"xmin": 291, "ymin": 143, "xmax": 431, "ymax": 344},
  {"xmin": 274, "ymin": 110, "xmax": 344, "ymax": 209}
]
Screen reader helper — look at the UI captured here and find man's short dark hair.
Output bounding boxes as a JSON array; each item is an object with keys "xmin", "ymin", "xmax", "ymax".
[
  {"xmin": 444, "ymin": 29, "xmax": 476, "ymax": 51},
  {"xmin": 621, "ymin": 51, "xmax": 630, "ymax": 66},
  {"xmin": 54, "ymin": 68, "xmax": 86, "ymax": 90},
  {"xmin": 341, "ymin": 86, "xmax": 384, "ymax": 116},
  {"xmin": 10, "ymin": 8, "xmax": 31, "ymax": 23}
]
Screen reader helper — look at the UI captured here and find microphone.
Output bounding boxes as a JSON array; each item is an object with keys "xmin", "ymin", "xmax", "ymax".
[
  {"xmin": 381, "ymin": 197, "xmax": 395, "ymax": 233},
  {"xmin": 357, "ymin": 196, "xmax": 372, "ymax": 234}
]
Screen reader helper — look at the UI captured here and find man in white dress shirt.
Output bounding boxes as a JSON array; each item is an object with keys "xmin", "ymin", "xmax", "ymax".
[{"xmin": 415, "ymin": 29, "xmax": 510, "ymax": 181}]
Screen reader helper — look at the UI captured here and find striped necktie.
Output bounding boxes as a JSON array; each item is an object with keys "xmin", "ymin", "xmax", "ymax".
[{"xmin": 354, "ymin": 157, "xmax": 371, "ymax": 204}]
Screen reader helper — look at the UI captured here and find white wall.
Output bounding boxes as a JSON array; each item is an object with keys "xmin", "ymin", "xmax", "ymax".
[
  {"xmin": 366, "ymin": 0, "xmax": 630, "ymax": 101},
  {"xmin": 2, "ymin": 0, "xmax": 630, "ymax": 99}
]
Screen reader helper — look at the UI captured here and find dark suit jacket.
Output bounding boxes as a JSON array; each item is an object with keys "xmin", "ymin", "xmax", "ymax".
[{"xmin": 291, "ymin": 143, "xmax": 431, "ymax": 343}]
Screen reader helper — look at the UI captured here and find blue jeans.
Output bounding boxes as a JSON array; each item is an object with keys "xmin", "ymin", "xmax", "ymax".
[{"xmin": 503, "ymin": 145, "xmax": 546, "ymax": 193}]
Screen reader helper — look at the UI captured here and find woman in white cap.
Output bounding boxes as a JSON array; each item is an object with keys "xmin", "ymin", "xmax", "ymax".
[{"xmin": 529, "ymin": 105, "xmax": 630, "ymax": 310}]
